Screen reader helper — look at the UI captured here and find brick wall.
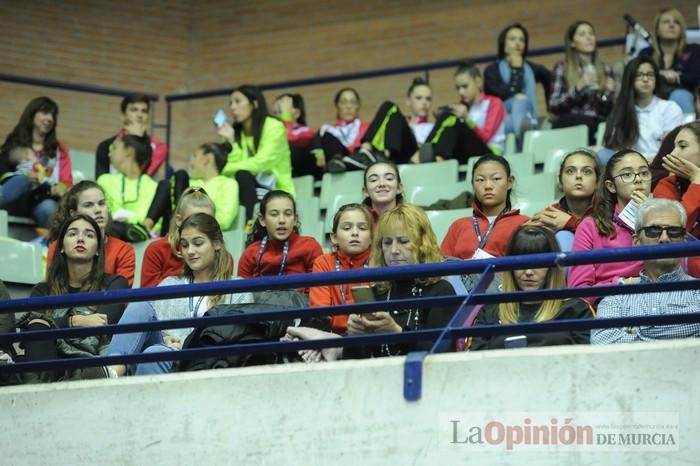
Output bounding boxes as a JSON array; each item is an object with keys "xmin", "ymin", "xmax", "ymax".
[{"xmin": 1, "ymin": 0, "xmax": 697, "ymax": 169}]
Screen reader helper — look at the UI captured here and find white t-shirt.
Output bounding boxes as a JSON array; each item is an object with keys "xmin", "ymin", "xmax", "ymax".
[{"xmin": 634, "ymin": 96, "xmax": 683, "ymax": 160}]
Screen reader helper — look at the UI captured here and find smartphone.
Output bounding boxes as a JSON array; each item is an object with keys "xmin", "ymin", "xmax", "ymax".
[
  {"xmin": 350, "ymin": 285, "xmax": 375, "ymax": 303},
  {"xmin": 213, "ymin": 109, "xmax": 227, "ymax": 128},
  {"xmin": 504, "ymin": 335, "xmax": 527, "ymax": 349}
]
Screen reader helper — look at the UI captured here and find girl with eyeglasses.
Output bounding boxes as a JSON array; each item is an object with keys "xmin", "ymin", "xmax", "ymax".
[
  {"xmin": 238, "ymin": 190, "xmax": 322, "ymax": 280},
  {"xmin": 600, "ymin": 56, "xmax": 683, "ymax": 165},
  {"xmin": 653, "ymin": 121, "xmax": 700, "ymax": 239},
  {"xmin": 569, "ymin": 149, "xmax": 652, "ymax": 300}
]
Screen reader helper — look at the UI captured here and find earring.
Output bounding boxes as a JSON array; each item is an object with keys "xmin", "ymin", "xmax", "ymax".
[{"xmin": 60, "ymin": 249, "xmax": 64, "ymax": 254}]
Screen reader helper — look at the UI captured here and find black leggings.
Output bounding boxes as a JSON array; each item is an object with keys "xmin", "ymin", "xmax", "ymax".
[
  {"xmin": 363, "ymin": 101, "xmax": 417, "ymax": 164},
  {"xmin": 235, "ymin": 170, "xmax": 269, "ymax": 222},
  {"xmin": 426, "ymin": 111, "xmax": 493, "ymax": 164},
  {"xmin": 146, "ymin": 170, "xmax": 190, "ymax": 236}
]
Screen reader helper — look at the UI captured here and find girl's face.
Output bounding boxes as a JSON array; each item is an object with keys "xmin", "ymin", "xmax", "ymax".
[
  {"xmin": 72, "ymin": 188, "xmax": 108, "ymax": 234},
  {"xmin": 571, "ymin": 23, "xmax": 596, "ymax": 54},
  {"xmin": 108, "ymin": 139, "xmax": 132, "ymax": 171},
  {"xmin": 32, "ymin": 110, "xmax": 55, "ymax": 137},
  {"xmin": 670, "ymin": 129, "xmax": 700, "ymax": 167},
  {"xmin": 633, "ymin": 62, "xmax": 656, "ymax": 99},
  {"xmin": 381, "ymin": 226, "xmax": 415, "ymax": 266},
  {"xmin": 229, "ymin": 91, "xmax": 255, "ymax": 124},
  {"xmin": 175, "ymin": 205, "xmax": 215, "ymax": 229},
  {"xmin": 605, "ymin": 153, "xmax": 652, "ymax": 204},
  {"xmin": 260, "ymin": 197, "xmax": 297, "ymax": 242},
  {"xmin": 406, "ymin": 85, "xmax": 433, "ymax": 118},
  {"xmin": 472, "ymin": 161, "xmax": 513, "ymax": 211},
  {"xmin": 657, "ymin": 12, "xmax": 681, "ymax": 41},
  {"xmin": 504, "ymin": 27, "xmax": 526, "ymax": 56},
  {"xmin": 336, "ymin": 90, "xmax": 360, "ymax": 121},
  {"xmin": 62, "ymin": 219, "xmax": 99, "ymax": 262},
  {"xmin": 363, "ymin": 163, "xmax": 402, "ymax": 208},
  {"xmin": 455, "ymin": 73, "xmax": 481, "ymax": 106},
  {"xmin": 179, "ymin": 226, "xmax": 220, "ymax": 274},
  {"xmin": 331, "ymin": 209, "xmax": 372, "ymax": 256},
  {"xmin": 513, "ymin": 267, "xmax": 549, "ymax": 291},
  {"xmin": 559, "ymin": 154, "xmax": 598, "ymax": 200},
  {"xmin": 190, "ymin": 148, "xmax": 210, "ymax": 178}
]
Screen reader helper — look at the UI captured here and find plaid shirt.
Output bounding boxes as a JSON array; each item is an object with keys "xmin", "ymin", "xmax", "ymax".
[
  {"xmin": 548, "ymin": 62, "xmax": 614, "ymax": 119},
  {"xmin": 592, "ymin": 268, "xmax": 700, "ymax": 344}
]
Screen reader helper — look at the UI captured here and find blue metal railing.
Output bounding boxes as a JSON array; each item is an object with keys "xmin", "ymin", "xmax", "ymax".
[{"xmin": 1, "ymin": 241, "xmax": 699, "ymax": 395}]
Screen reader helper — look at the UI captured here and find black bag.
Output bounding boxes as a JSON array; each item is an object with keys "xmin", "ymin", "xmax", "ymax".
[{"xmin": 177, "ymin": 290, "xmax": 329, "ymax": 372}]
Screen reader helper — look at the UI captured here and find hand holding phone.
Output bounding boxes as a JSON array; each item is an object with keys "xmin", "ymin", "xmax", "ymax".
[{"xmin": 213, "ymin": 109, "xmax": 227, "ymax": 128}]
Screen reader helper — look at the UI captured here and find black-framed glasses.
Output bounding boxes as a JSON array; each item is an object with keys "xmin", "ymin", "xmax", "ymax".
[
  {"xmin": 637, "ymin": 225, "xmax": 686, "ymax": 240},
  {"xmin": 611, "ymin": 169, "xmax": 652, "ymax": 183},
  {"xmin": 634, "ymin": 72, "xmax": 656, "ymax": 80}
]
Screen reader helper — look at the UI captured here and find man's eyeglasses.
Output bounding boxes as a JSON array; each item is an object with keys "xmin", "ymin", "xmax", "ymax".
[
  {"xmin": 611, "ymin": 169, "xmax": 652, "ymax": 184},
  {"xmin": 637, "ymin": 225, "xmax": 686, "ymax": 240}
]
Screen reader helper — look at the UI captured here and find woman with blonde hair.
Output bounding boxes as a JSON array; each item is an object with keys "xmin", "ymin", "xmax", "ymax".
[
  {"xmin": 470, "ymin": 225, "xmax": 593, "ymax": 350},
  {"xmin": 639, "ymin": 7, "xmax": 700, "ymax": 114}
]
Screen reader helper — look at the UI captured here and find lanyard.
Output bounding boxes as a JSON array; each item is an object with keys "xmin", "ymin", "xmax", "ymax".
[
  {"xmin": 121, "ymin": 175, "xmax": 142, "ymax": 205},
  {"xmin": 256, "ymin": 236, "xmax": 290, "ymax": 276},
  {"xmin": 472, "ymin": 215, "xmax": 498, "ymax": 250},
  {"xmin": 335, "ymin": 254, "xmax": 369, "ymax": 304},
  {"xmin": 188, "ymin": 295, "xmax": 206, "ymax": 317}
]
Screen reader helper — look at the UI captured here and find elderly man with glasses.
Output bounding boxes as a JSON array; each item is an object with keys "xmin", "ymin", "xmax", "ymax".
[{"xmin": 592, "ymin": 198, "xmax": 700, "ymax": 344}]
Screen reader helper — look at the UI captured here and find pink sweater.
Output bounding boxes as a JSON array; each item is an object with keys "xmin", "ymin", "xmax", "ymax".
[{"xmin": 568, "ymin": 205, "xmax": 643, "ymax": 299}]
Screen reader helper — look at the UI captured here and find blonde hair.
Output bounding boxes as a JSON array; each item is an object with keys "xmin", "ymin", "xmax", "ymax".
[
  {"xmin": 370, "ymin": 204, "xmax": 443, "ymax": 290},
  {"xmin": 498, "ymin": 226, "xmax": 566, "ymax": 324},
  {"xmin": 650, "ymin": 8, "xmax": 687, "ymax": 64},
  {"xmin": 563, "ymin": 20, "xmax": 606, "ymax": 89},
  {"xmin": 167, "ymin": 186, "xmax": 216, "ymax": 256}
]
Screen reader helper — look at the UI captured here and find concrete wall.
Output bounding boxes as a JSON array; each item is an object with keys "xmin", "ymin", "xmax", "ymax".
[
  {"xmin": 1, "ymin": 339, "xmax": 699, "ymax": 464},
  {"xmin": 1, "ymin": 1, "xmax": 698, "ymax": 169}
]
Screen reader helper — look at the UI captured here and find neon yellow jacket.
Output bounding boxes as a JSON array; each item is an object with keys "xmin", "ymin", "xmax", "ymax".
[
  {"xmin": 97, "ymin": 173, "xmax": 158, "ymax": 225},
  {"xmin": 190, "ymin": 175, "xmax": 239, "ymax": 230},
  {"xmin": 222, "ymin": 116, "xmax": 295, "ymax": 197}
]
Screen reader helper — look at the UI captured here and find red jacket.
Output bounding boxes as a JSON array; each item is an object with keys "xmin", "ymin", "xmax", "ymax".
[
  {"xmin": 238, "ymin": 231, "xmax": 322, "ymax": 279},
  {"xmin": 283, "ymin": 121, "xmax": 315, "ymax": 148},
  {"xmin": 551, "ymin": 196, "xmax": 594, "ymax": 232},
  {"xmin": 140, "ymin": 237, "xmax": 183, "ymax": 288},
  {"xmin": 309, "ymin": 248, "xmax": 371, "ymax": 334},
  {"xmin": 653, "ymin": 175, "xmax": 700, "ymax": 237},
  {"xmin": 440, "ymin": 203, "xmax": 529, "ymax": 259},
  {"xmin": 47, "ymin": 235, "xmax": 134, "ymax": 286}
]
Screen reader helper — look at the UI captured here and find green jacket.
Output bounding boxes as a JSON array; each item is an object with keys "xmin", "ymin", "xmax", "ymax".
[{"xmin": 190, "ymin": 175, "xmax": 239, "ymax": 230}]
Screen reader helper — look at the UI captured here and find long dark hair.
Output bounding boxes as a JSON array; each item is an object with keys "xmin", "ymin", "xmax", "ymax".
[
  {"xmin": 1, "ymin": 97, "xmax": 59, "ymax": 163},
  {"xmin": 497, "ymin": 23, "xmax": 529, "ymax": 59},
  {"xmin": 232, "ymin": 85, "xmax": 269, "ymax": 151},
  {"xmin": 361, "ymin": 160, "xmax": 405, "ymax": 207},
  {"xmin": 48, "ymin": 214, "xmax": 106, "ymax": 296},
  {"xmin": 649, "ymin": 126, "xmax": 682, "ymax": 189},
  {"xmin": 603, "ymin": 56, "xmax": 659, "ymax": 150},
  {"xmin": 593, "ymin": 149, "xmax": 648, "ymax": 237},
  {"xmin": 49, "ymin": 181, "xmax": 108, "ymax": 242},
  {"xmin": 247, "ymin": 190, "xmax": 299, "ymax": 246},
  {"xmin": 471, "ymin": 154, "xmax": 513, "ymax": 211},
  {"xmin": 198, "ymin": 142, "xmax": 230, "ymax": 174}
]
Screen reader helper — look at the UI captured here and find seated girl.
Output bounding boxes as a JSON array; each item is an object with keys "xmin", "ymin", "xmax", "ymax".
[
  {"xmin": 344, "ymin": 204, "xmax": 456, "ymax": 358},
  {"xmin": 568, "ymin": 149, "xmax": 652, "ymax": 297},
  {"xmin": 144, "ymin": 142, "xmax": 238, "ymax": 234},
  {"xmin": 639, "ymin": 7, "xmax": 700, "ymax": 114},
  {"xmin": 310, "ymin": 203, "xmax": 373, "ymax": 334},
  {"xmin": 484, "ymin": 23, "xmax": 552, "ymax": 146},
  {"xmin": 19, "ymin": 215, "xmax": 129, "ymax": 383},
  {"xmin": 47, "ymin": 180, "xmax": 136, "ymax": 286},
  {"xmin": 601, "ymin": 55, "xmax": 683, "ymax": 164},
  {"xmin": 320, "ymin": 88, "xmax": 370, "ymax": 173},
  {"xmin": 140, "ymin": 187, "xmax": 217, "ymax": 288},
  {"xmin": 238, "ymin": 190, "xmax": 322, "ymax": 279},
  {"xmin": 425, "ymin": 61, "xmax": 506, "ymax": 163},
  {"xmin": 217, "ymin": 85, "xmax": 294, "ymax": 223},
  {"xmin": 470, "ymin": 225, "xmax": 593, "ymax": 350},
  {"xmin": 97, "ymin": 134, "xmax": 156, "ymax": 242},
  {"xmin": 549, "ymin": 21, "xmax": 615, "ymax": 145},
  {"xmin": 361, "ymin": 160, "xmax": 405, "ymax": 223},
  {"xmin": 441, "ymin": 155, "xmax": 528, "ymax": 259},
  {"xmin": 272, "ymin": 93, "xmax": 320, "ymax": 178},
  {"xmin": 108, "ymin": 213, "xmax": 254, "ymax": 376},
  {"xmin": 528, "ymin": 149, "xmax": 601, "ymax": 251}
]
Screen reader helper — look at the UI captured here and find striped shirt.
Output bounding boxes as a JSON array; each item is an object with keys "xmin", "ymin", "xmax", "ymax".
[{"xmin": 592, "ymin": 268, "xmax": 700, "ymax": 345}]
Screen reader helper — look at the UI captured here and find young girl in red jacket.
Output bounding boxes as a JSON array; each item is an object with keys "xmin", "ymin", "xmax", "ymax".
[
  {"xmin": 441, "ymin": 154, "xmax": 528, "ymax": 259},
  {"xmin": 238, "ymin": 190, "xmax": 323, "ymax": 279},
  {"xmin": 310, "ymin": 203, "xmax": 373, "ymax": 334}
]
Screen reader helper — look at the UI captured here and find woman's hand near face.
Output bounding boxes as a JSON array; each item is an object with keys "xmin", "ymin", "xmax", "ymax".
[
  {"xmin": 537, "ymin": 207, "xmax": 572, "ymax": 231},
  {"xmin": 217, "ymin": 121, "xmax": 235, "ymax": 143},
  {"xmin": 629, "ymin": 189, "xmax": 649, "ymax": 206},
  {"xmin": 450, "ymin": 104, "xmax": 469, "ymax": 120},
  {"xmin": 663, "ymin": 154, "xmax": 700, "ymax": 183},
  {"xmin": 506, "ymin": 52, "xmax": 523, "ymax": 68}
]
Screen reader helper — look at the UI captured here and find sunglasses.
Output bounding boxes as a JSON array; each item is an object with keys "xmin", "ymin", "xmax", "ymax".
[{"xmin": 637, "ymin": 225, "xmax": 686, "ymax": 239}]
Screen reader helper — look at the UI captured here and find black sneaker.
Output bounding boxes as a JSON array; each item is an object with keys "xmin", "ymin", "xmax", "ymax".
[
  {"xmin": 326, "ymin": 156, "xmax": 347, "ymax": 173},
  {"xmin": 80, "ymin": 366, "xmax": 111, "ymax": 379}
]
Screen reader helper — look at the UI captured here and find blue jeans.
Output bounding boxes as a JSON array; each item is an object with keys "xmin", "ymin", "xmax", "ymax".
[
  {"xmin": 555, "ymin": 230, "xmax": 575, "ymax": 252},
  {"xmin": 107, "ymin": 301, "xmax": 174, "ymax": 375},
  {"xmin": 597, "ymin": 147, "xmax": 616, "ymax": 166},
  {"xmin": 0, "ymin": 175, "xmax": 58, "ymax": 227},
  {"xmin": 669, "ymin": 88, "xmax": 694, "ymax": 114},
  {"xmin": 505, "ymin": 95, "xmax": 537, "ymax": 140}
]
